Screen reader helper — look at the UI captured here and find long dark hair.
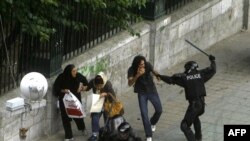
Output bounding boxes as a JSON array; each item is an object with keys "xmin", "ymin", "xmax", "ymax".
[
  {"xmin": 132, "ymin": 55, "xmax": 146, "ymax": 70},
  {"xmin": 132, "ymin": 55, "xmax": 147, "ymax": 76},
  {"xmin": 94, "ymin": 75, "xmax": 104, "ymax": 85}
]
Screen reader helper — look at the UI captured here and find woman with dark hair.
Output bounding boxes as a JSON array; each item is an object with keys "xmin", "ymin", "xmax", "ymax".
[
  {"xmin": 53, "ymin": 64, "xmax": 88, "ymax": 141},
  {"xmin": 127, "ymin": 55, "xmax": 162, "ymax": 141},
  {"xmin": 86, "ymin": 72, "xmax": 116, "ymax": 141}
]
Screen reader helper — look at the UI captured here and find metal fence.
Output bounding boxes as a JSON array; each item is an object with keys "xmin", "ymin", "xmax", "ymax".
[
  {"xmin": 0, "ymin": 0, "xmax": 193, "ymax": 95},
  {"xmin": 166, "ymin": 0, "xmax": 193, "ymax": 14}
]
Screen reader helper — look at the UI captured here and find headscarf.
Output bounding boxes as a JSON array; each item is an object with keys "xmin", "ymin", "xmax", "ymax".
[
  {"xmin": 94, "ymin": 71, "xmax": 107, "ymax": 87},
  {"xmin": 61, "ymin": 64, "xmax": 79, "ymax": 95},
  {"xmin": 63, "ymin": 64, "xmax": 75, "ymax": 80}
]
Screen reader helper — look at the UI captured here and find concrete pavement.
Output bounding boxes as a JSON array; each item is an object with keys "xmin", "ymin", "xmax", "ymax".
[{"xmin": 39, "ymin": 30, "xmax": 250, "ymax": 141}]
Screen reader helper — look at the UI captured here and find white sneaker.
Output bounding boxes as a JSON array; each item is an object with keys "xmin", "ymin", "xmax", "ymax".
[
  {"xmin": 64, "ymin": 138, "xmax": 74, "ymax": 141},
  {"xmin": 151, "ymin": 125, "xmax": 156, "ymax": 132},
  {"xmin": 146, "ymin": 137, "xmax": 152, "ymax": 141}
]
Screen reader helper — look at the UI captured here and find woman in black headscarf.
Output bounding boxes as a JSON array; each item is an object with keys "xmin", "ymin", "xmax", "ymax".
[{"xmin": 53, "ymin": 64, "xmax": 88, "ymax": 141}]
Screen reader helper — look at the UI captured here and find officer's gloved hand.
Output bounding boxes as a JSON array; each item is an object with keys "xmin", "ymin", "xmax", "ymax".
[
  {"xmin": 156, "ymin": 73, "xmax": 161, "ymax": 77},
  {"xmin": 209, "ymin": 55, "xmax": 215, "ymax": 61},
  {"xmin": 156, "ymin": 74, "xmax": 161, "ymax": 81}
]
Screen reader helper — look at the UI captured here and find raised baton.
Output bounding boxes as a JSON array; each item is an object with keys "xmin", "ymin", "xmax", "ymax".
[{"xmin": 185, "ymin": 39, "xmax": 209, "ymax": 57}]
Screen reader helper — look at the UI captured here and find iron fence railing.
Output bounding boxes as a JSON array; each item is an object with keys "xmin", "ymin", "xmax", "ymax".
[
  {"xmin": 0, "ymin": 0, "xmax": 193, "ymax": 95},
  {"xmin": 0, "ymin": 3, "xmax": 126, "ymax": 95},
  {"xmin": 166, "ymin": 0, "xmax": 193, "ymax": 14}
]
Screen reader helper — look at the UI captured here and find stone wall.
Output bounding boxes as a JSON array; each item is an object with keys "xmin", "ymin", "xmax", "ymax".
[
  {"xmin": 0, "ymin": 87, "xmax": 47, "ymax": 141},
  {"xmin": 154, "ymin": 0, "xmax": 244, "ymax": 71},
  {"xmin": 0, "ymin": 0, "xmax": 246, "ymax": 140}
]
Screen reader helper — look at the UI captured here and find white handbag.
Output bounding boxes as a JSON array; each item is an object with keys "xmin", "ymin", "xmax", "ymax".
[{"xmin": 63, "ymin": 91, "xmax": 85, "ymax": 118}]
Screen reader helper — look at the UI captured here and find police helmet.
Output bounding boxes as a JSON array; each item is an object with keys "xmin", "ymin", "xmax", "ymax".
[
  {"xmin": 184, "ymin": 61, "xmax": 198, "ymax": 73},
  {"xmin": 118, "ymin": 122, "xmax": 131, "ymax": 133}
]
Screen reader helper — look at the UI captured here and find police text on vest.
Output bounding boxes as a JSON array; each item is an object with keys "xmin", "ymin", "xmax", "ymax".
[{"xmin": 186, "ymin": 74, "xmax": 201, "ymax": 80}]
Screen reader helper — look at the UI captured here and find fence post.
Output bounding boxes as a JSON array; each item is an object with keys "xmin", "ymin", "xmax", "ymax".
[
  {"xmin": 243, "ymin": 0, "xmax": 249, "ymax": 30},
  {"xmin": 29, "ymin": 25, "xmax": 63, "ymax": 78},
  {"xmin": 47, "ymin": 38, "xmax": 63, "ymax": 77},
  {"xmin": 46, "ymin": 24, "xmax": 64, "ymax": 77},
  {"xmin": 140, "ymin": 0, "xmax": 166, "ymax": 20}
]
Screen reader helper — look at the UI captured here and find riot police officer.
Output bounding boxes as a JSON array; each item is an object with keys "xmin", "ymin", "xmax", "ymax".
[{"xmin": 158, "ymin": 55, "xmax": 216, "ymax": 141}]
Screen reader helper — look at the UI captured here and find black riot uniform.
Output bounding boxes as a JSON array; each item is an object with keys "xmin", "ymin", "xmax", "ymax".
[
  {"xmin": 109, "ymin": 122, "xmax": 142, "ymax": 141},
  {"xmin": 159, "ymin": 55, "xmax": 216, "ymax": 141}
]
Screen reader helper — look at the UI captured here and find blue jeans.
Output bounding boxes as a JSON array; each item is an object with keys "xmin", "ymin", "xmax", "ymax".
[
  {"xmin": 91, "ymin": 112, "xmax": 102, "ymax": 133},
  {"xmin": 138, "ymin": 92, "xmax": 162, "ymax": 137},
  {"xmin": 90, "ymin": 112, "xmax": 108, "ymax": 133}
]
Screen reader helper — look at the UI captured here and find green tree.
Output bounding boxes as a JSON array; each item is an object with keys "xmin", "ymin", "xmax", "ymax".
[{"xmin": 0, "ymin": 0, "xmax": 146, "ymax": 41}]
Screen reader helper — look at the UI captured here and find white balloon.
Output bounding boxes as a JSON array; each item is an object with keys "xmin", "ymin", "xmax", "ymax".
[{"xmin": 20, "ymin": 72, "xmax": 48, "ymax": 101}]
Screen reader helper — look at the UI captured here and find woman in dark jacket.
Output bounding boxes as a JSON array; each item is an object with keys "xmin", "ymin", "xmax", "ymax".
[
  {"xmin": 86, "ymin": 72, "xmax": 116, "ymax": 141},
  {"xmin": 53, "ymin": 64, "xmax": 88, "ymax": 141}
]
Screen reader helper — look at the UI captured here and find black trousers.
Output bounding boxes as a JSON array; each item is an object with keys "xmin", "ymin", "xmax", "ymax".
[
  {"xmin": 180, "ymin": 97, "xmax": 205, "ymax": 141},
  {"xmin": 59, "ymin": 100, "xmax": 86, "ymax": 139}
]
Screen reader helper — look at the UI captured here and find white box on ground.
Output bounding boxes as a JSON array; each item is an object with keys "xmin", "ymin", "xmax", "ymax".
[{"xmin": 6, "ymin": 97, "xmax": 25, "ymax": 111}]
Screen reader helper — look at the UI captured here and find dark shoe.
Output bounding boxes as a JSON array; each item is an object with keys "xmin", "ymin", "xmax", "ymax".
[
  {"xmin": 82, "ymin": 129, "xmax": 88, "ymax": 136},
  {"xmin": 196, "ymin": 139, "xmax": 202, "ymax": 141},
  {"xmin": 87, "ymin": 135, "xmax": 98, "ymax": 141}
]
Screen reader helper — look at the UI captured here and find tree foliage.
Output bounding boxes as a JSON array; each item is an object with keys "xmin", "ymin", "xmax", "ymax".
[{"xmin": 0, "ymin": 0, "xmax": 146, "ymax": 41}]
